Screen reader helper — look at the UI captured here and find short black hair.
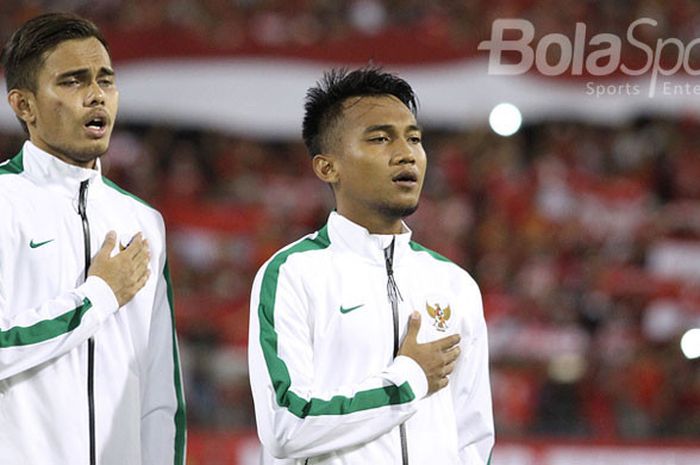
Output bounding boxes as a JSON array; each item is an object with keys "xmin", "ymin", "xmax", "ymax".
[
  {"xmin": 1, "ymin": 13, "xmax": 109, "ymax": 132},
  {"xmin": 302, "ymin": 66, "xmax": 418, "ymax": 156}
]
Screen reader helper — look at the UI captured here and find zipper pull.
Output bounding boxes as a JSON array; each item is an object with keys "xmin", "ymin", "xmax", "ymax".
[
  {"xmin": 78, "ymin": 180, "xmax": 91, "ymax": 281},
  {"xmin": 78, "ymin": 179, "xmax": 89, "ymax": 217},
  {"xmin": 384, "ymin": 238, "xmax": 403, "ymax": 304}
]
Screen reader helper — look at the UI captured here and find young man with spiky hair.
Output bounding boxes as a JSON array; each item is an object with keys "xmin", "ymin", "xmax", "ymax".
[
  {"xmin": 0, "ymin": 13, "xmax": 185, "ymax": 464},
  {"xmin": 248, "ymin": 67, "xmax": 494, "ymax": 464}
]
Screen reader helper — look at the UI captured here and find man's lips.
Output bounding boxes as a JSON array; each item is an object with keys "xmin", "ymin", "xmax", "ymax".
[
  {"xmin": 392, "ymin": 170, "xmax": 419, "ymax": 185},
  {"xmin": 83, "ymin": 124, "xmax": 107, "ymax": 138},
  {"xmin": 83, "ymin": 113, "xmax": 109, "ymax": 138}
]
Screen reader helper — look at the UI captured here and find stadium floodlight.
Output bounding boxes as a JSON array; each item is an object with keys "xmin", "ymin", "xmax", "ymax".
[
  {"xmin": 489, "ymin": 102, "xmax": 522, "ymax": 136},
  {"xmin": 680, "ymin": 328, "xmax": 700, "ymax": 360}
]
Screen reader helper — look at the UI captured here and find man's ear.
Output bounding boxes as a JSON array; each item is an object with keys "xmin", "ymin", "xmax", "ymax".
[
  {"xmin": 7, "ymin": 89, "xmax": 36, "ymax": 126},
  {"xmin": 312, "ymin": 153, "xmax": 339, "ymax": 185}
]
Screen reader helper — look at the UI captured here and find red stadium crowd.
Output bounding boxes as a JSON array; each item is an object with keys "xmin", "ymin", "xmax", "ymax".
[{"xmin": 2, "ymin": 0, "xmax": 700, "ymax": 55}]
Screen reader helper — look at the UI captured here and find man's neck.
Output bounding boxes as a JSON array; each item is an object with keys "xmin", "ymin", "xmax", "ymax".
[
  {"xmin": 29, "ymin": 140, "xmax": 97, "ymax": 169},
  {"xmin": 336, "ymin": 209, "xmax": 404, "ymax": 235}
]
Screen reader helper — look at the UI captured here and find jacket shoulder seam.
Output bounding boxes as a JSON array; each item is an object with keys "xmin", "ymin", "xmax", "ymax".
[
  {"xmin": 0, "ymin": 152, "xmax": 24, "ymax": 176},
  {"xmin": 409, "ymin": 240, "xmax": 454, "ymax": 264},
  {"xmin": 101, "ymin": 176, "xmax": 156, "ymax": 211}
]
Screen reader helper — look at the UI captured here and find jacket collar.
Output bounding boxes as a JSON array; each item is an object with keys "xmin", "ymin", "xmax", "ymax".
[
  {"xmin": 327, "ymin": 211, "xmax": 413, "ymax": 266},
  {"xmin": 21, "ymin": 141, "xmax": 105, "ymax": 198}
]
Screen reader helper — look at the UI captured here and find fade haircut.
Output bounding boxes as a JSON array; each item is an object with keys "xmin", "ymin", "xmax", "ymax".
[
  {"xmin": 1, "ymin": 13, "xmax": 109, "ymax": 132},
  {"xmin": 302, "ymin": 66, "xmax": 418, "ymax": 157}
]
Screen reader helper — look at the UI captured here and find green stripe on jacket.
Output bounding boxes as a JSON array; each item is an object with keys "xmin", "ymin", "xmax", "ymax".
[
  {"xmin": 0, "ymin": 151, "xmax": 24, "ymax": 175},
  {"xmin": 0, "ymin": 298, "xmax": 92, "ymax": 347},
  {"xmin": 164, "ymin": 262, "xmax": 187, "ymax": 464}
]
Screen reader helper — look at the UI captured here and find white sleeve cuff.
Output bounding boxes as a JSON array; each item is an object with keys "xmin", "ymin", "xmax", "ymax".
[
  {"xmin": 382, "ymin": 355, "xmax": 429, "ymax": 400},
  {"xmin": 77, "ymin": 275, "xmax": 120, "ymax": 321}
]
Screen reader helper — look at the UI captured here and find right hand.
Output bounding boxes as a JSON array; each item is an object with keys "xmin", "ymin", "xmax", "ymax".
[
  {"xmin": 88, "ymin": 231, "xmax": 151, "ymax": 308},
  {"xmin": 398, "ymin": 311, "xmax": 461, "ymax": 394}
]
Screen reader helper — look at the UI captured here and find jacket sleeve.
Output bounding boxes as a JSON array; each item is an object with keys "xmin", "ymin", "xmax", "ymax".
[
  {"xmin": 248, "ymin": 257, "xmax": 428, "ymax": 460},
  {"xmin": 0, "ymin": 275, "xmax": 119, "ymax": 381},
  {"xmin": 139, "ymin": 228, "xmax": 187, "ymax": 465},
  {"xmin": 450, "ymin": 277, "xmax": 495, "ymax": 465}
]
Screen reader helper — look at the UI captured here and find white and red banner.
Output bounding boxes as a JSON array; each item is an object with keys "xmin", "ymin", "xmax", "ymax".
[{"xmin": 2, "ymin": 21, "xmax": 700, "ymax": 137}]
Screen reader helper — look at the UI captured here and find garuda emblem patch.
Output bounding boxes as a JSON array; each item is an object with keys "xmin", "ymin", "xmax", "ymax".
[{"xmin": 426, "ymin": 302, "xmax": 451, "ymax": 332}]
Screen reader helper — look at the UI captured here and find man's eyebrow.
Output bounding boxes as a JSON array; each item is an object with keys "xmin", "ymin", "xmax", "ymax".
[
  {"xmin": 56, "ymin": 67, "xmax": 115, "ymax": 80},
  {"xmin": 364, "ymin": 124, "xmax": 394, "ymax": 134},
  {"xmin": 364, "ymin": 124, "xmax": 422, "ymax": 133}
]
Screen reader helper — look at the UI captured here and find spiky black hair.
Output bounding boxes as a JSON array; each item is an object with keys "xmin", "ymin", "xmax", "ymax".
[{"xmin": 301, "ymin": 66, "xmax": 418, "ymax": 156}]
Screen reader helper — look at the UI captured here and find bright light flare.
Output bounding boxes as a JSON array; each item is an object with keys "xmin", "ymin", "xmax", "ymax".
[
  {"xmin": 680, "ymin": 328, "xmax": 700, "ymax": 360},
  {"xmin": 489, "ymin": 103, "xmax": 522, "ymax": 137}
]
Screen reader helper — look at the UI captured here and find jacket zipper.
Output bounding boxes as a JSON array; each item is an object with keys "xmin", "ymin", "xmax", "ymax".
[
  {"xmin": 78, "ymin": 180, "xmax": 96, "ymax": 465},
  {"xmin": 384, "ymin": 238, "xmax": 408, "ymax": 465}
]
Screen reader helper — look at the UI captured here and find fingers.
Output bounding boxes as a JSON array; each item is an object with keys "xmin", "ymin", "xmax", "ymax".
[
  {"xmin": 430, "ymin": 370, "xmax": 451, "ymax": 393},
  {"xmin": 431, "ymin": 356, "xmax": 458, "ymax": 392},
  {"xmin": 437, "ymin": 346, "xmax": 459, "ymax": 380},
  {"xmin": 95, "ymin": 231, "xmax": 117, "ymax": 258},
  {"xmin": 404, "ymin": 311, "xmax": 422, "ymax": 343},
  {"xmin": 443, "ymin": 344, "xmax": 461, "ymax": 364},
  {"xmin": 86, "ymin": 231, "xmax": 153, "ymax": 308},
  {"xmin": 442, "ymin": 359, "xmax": 458, "ymax": 377},
  {"xmin": 130, "ymin": 239, "xmax": 151, "ymax": 277},
  {"xmin": 122, "ymin": 233, "xmax": 149, "ymax": 258},
  {"xmin": 135, "ymin": 266, "xmax": 151, "ymax": 291},
  {"xmin": 401, "ymin": 310, "xmax": 462, "ymax": 395},
  {"xmin": 128, "ymin": 240, "xmax": 150, "ymax": 263},
  {"xmin": 433, "ymin": 333, "xmax": 461, "ymax": 351}
]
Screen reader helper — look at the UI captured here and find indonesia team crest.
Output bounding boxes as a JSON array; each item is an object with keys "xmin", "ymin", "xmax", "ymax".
[{"xmin": 426, "ymin": 301, "xmax": 451, "ymax": 332}]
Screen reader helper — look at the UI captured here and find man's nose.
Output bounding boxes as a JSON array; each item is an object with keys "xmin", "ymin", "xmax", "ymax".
[
  {"xmin": 85, "ymin": 81, "xmax": 105, "ymax": 106},
  {"xmin": 393, "ymin": 139, "xmax": 416, "ymax": 164}
]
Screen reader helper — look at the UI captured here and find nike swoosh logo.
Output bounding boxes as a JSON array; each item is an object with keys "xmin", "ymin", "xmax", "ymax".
[
  {"xmin": 30, "ymin": 239, "xmax": 54, "ymax": 249},
  {"xmin": 340, "ymin": 304, "xmax": 365, "ymax": 314}
]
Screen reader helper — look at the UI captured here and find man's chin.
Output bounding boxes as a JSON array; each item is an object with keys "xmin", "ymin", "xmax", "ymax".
[
  {"xmin": 60, "ymin": 144, "xmax": 109, "ymax": 168},
  {"xmin": 379, "ymin": 202, "xmax": 419, "ymax": 219},
  {"xmin": 78, "ymin": 139, "xmax": 110, "ymax": 158}
]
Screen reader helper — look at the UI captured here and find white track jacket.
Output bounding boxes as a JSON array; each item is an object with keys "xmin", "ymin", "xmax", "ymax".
[
  {"xmin": 0, "ymin": 142, "xmax": 186, "ymax": 465},
  {"xmin": 249, "ymin": 212, "xmax": 494, "ymax": 465}
]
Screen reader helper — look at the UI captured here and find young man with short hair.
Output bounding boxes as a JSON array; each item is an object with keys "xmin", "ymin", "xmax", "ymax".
[
  {"xmin": 0, "ymin": 13, "xmax": 186, "ymax": 464},
  {"xmin": 249, "ymin": 67, "xmax": 494, "ymax": 464}
]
